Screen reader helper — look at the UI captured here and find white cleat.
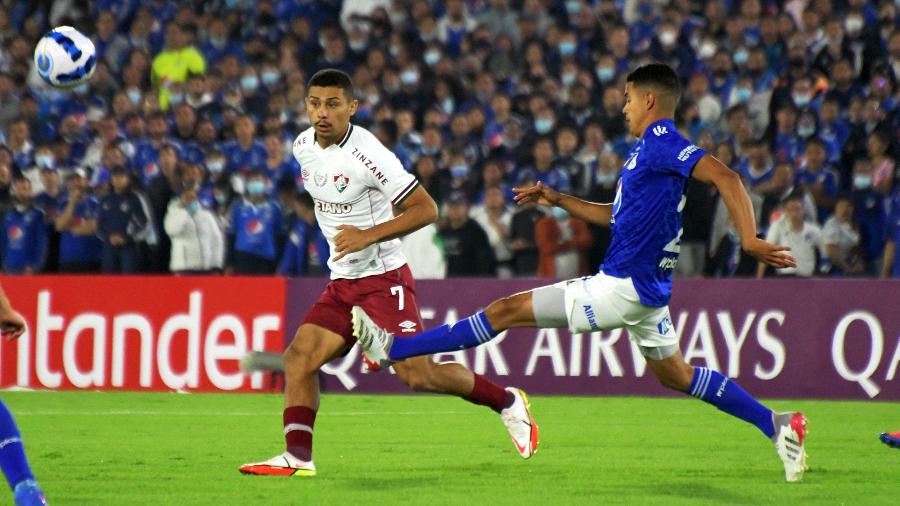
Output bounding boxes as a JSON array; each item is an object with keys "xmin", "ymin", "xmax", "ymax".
[
  {"xmin": 239, "ymin": 451, "xmax": 316, "ymax": 476},
  {"xmin": 773, "ymin": 412, "xmax": 808, "ymax": 482},
  {"xmin": 501, "ymin": 387, "xmax": 539, "ymax": 459},
  {"xmin": 351, "ymin": 306, "xmax": 395, "ymax": 368}
]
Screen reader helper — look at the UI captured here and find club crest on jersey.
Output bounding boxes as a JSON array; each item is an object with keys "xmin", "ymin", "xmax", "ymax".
[
  {"xmin": 314, "ymin": 170, "xmax": 327, "ymax": 187},
  {"xmin": 652, "ymin": 125, "xmax": 668, "ymax": 136},
  {"xmin": 333, "ymin": 173, "xmax": 350, "ymax": 193}
]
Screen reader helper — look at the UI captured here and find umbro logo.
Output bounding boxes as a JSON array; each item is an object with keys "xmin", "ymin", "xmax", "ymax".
[
  {"xmin": 398, "ymin": 320, "xmax": 418, "ymax": 333},
  {"xmin": 652, "ymin": 125, "xmax": 668, "ymax": 136}
]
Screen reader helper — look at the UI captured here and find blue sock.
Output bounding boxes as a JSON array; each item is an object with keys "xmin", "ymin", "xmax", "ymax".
[
  {"xmin": 389, "ymin": 311, "xmax": 497, "ymax": 360},
  {"xmin": 688, "ymin": 367, "xmax": 775, "ymax": 439},
  {"xmin": 0, "ymin": 401, "xmax": 34, "ymax": 490}
]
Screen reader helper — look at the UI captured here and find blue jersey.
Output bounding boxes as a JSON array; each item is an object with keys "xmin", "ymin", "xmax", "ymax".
[
  {"xmin": 1, "ymin": 205, "xmax": 47, "ymax": 272},
  {"xmin": 601, "ymin": 119, "xmax": 706, "ymax": 306},
  {"xmin": 229, "ymin": 198, "xmax": 283, "ymax": 261},
  {"xmin": 278, "ymin": 219, "xmax": 330, "ymax": 276},
  {"xmin": 58, "ymin": 196, "xmax": 102, "ymax": 264},
  {"xmin": 222, "ymin": 140, "xmax": 267, "ymax": 174}
]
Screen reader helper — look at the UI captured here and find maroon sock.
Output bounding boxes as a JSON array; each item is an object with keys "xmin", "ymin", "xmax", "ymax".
[
  {"xmin": 465, "ymin": 373, "xmax": 514, "ymax": 413},
  {"xmin": 283, "ymin": 406, "xmax": 316, "ymax": 461}
]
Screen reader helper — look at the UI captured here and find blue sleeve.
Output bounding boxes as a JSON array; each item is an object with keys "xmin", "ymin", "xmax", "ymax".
[{"xmin": 652, "ymin": 133, "xmax": 706, "ymax": 178}]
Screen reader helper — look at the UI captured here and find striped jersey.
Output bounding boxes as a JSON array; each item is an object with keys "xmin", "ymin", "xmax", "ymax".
[{"xmin": 292, "ymin": 124, "xmax": 419, "ymax": 279}]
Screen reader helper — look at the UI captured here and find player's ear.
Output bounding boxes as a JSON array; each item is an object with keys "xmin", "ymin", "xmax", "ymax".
[
  {"xmin": 348, "ymin": 99, "xmax": 358, "ymax": 116},
  {"xmin": 644, "ymin": 90, "xmax": 656, "ymax": 111}
]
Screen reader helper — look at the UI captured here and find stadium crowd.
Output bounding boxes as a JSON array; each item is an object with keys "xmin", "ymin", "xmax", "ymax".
[{"xmin": 0, "ymin": 0, "xmax": 897, "ymax": 279}]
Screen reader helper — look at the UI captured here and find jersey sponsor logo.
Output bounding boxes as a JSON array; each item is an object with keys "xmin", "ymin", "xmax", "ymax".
[
  {"xmin": 143, "ymin": 162, "xmax": 159, "ymax": 178},
  {"xmin": 398, "ymin": 320, "xmax": 417, "ymax": 333},
  {"xmin": 8, "ymin": 226, "xmax": 23, "ymax": 241},
  {"xmin": 677, "ymin": 144, "xmax": 700, "ymax": 162},
  {"xmin": 624, "ymin": 152, "xmax": 638, "ymax": 171},
  {"xmin": 582, "ymin": 304, "xmax": 600, "ymax": 331},
  {"xmin": 716, "ymin": 377, "xmax": 729, "ymax": 398},
  {"xmin": 314, "ymin": 169, "xmax": 327, "ymax": 187},
  {"xmin": 351, "ymin": 147, "xmax": 389, "ymax": 185},
  {"xmin": 333, "ymin": 173, "xmax": 349, "ymax": 193},
  {"xmin": 245, "ymin": 219, "xmax": 264, "ymax": 235},
  {"xmin": 314, "ymin": 200, "xmax": 352, "ymax": 215},
  {"xmin": 652, "ymin": 125, "xmax": 668, "ymax": 136},
  {"xmin": 658, "ymin": 256, "xmax": 678, "ymax": 270}
]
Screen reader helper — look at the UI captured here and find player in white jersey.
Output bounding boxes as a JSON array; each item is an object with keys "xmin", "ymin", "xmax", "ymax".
[{"xmin": 239, "ymin": 70, "xmax": 538, "ymax": 477}]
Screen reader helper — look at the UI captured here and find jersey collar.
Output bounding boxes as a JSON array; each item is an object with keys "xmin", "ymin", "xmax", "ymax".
[{"xmin": 314, "ymin": 124, "xmax": 354, "ymax": 149}]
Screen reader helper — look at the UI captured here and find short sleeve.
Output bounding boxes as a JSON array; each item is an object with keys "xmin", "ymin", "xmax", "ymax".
[
  {"xmin": 648, "ymin": 130, "xmax": 707, "ymax": 178},
  {"xmin": 359, "ymin": 131, "xmax": 419, "ymax": 206}
]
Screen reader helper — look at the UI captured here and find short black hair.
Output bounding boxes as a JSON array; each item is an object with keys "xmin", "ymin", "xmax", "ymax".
[
  {"xmin": 626, "ymin": 63, "xmax": 681, "ymax": 106},
  {"xmin": 307, "ymin": 69, "xmax": 354, "ymax": 100}
]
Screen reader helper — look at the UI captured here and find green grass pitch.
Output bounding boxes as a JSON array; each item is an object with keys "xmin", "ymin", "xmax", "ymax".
[{"xmin": 2, "ymin": 391, "xmax": 897, "ymax": 505}]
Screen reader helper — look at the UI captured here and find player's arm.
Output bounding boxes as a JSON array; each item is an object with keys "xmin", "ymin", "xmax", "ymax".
[
  {"xmin": 513, "ymin": 181, "xmax": 612, "ymax": 226},
  {"xmin": 0, "ymin": 283, "xmax": 27, "ymax": 340},
  {"xmin": 333, "ymin": 185, "xmax": 437, "ymax": 262},
  {"xmin": 692, "ymin": 154, "xmax": 795, "ymax": 269}
]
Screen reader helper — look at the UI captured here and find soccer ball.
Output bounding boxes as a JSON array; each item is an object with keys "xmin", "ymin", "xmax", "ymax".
[{"xmin": 33, "ymin": 26, "xmax": 96, "ymax": 89}]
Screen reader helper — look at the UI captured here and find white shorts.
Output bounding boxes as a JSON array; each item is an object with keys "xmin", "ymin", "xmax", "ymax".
[{"xmin": 556, "ymin": 272, "xmax": 677, "ymax": 349}]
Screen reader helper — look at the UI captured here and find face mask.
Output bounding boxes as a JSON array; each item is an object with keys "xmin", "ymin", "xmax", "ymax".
[
  {"xmin": 659, "ymin": 31, "xmax": 677, "ymax": 47},
  {"xmin": 400, "ymin": 70, "xmax": 419, "ymax": 85},
  {"xmin": 559, "ymin": 41, "xmax": 576, "ymax": 57},
  {"xmin": 596, "ymin": 66, "xmax": 614, "ymax": 82},
  {"xmin": 186, "ymin": 200, "xmax": 200, "ymax": 214},
  {"xmin": 422, "ymin": 145, "xmax": 440, "ymax": 156},
  {"xmin": 169, "ymin": 93, "xmax": 184, "ymax": 105},
  {"xmin": 389, "ymin": 45, "xmax": 400, "ymax": 58},
  {"xmin": 735, "ymin": 87, "xmax": 752, "ymax": 102},
  {"xmin": 246, "ymin": 180, "xmax": 266, "ymax": 195},
  {"xmin": 845, "ymin": 16, "xmax": 864, "ymax": 34},
  {"xmin": 552, "ymin": 207, "xmax": 569, "ymax": 220},
  {"xmin": 733, "ymin": 49, "xmax": 749, "ymax": 65},
  {"xmin": 210, "ymin": 36, "xmax": 227, "ymax": 49},
  {"xmin": 214, "ymin": 192, "xmax": 228, "ymax": 204},
  {"xmin": 349, "ymin": 40, "xmax": 367, "ymax": 52},
  {"xmin": 424, "ymin": 50, "xmax": 441, "ymax": 66},
  {"xmin": 450, "ymin": 164, "xmax": 468, "ymax": 178},
  {"xmin": 596, "ymin": 172, "xmax": 617, "ymax": 185},
  {"xmin": 261, "ymin": 70, "xmax": 279, "ymax": 86},
  {"xmin": 797, "ymin": 126, "xmax": 815, "ymax": 138},
  {"xmin": 208, "ymin": 160, "xmax": 225, "ymax": 173},
  {"xmin": 73, "ymin": 83, "xmax": 89, "ymax": 96},
  {"xmin": 565, "ymin": 1, "xmax": 581, "ymax": 14},
  {"xmin": 127, "ymin": 88, "xmax": 142, "ymax": 105},
  {"xmin": 853, "ymin": 174, "xmax": 872, "ymax": 189},
  {"xmin": 442, "ymin": 97, "xmax": 455, "ymax": 114},
  {"xmin": 36, "ymin": 154, "xmax": 54, "ymax": 169},
  {"xmin": 698, "ymin": 42, "xmax": 716, "ymax": 59},
  {"xmin": 561, "ymin": 72, "xmax": 577, "ymax": 86},
  {"xmin": 793, "ymin": 93, "xmax": 811, "ymax": 107},
  {"xmin": 534, "ymin": 118, "xmax": 553, "ymax": 134},
  {"xmin": 241, "ymin": 75, "xmax": 259, "ymax": 92},
  {"xmin": 319, "ymin": 37, "xmax": 328, "ymax": 48}
]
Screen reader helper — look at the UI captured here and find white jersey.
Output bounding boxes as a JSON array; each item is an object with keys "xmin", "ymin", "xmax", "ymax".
[{"xmin": 292, "ymin": 124, "xmax": 419, "ymax": 279}]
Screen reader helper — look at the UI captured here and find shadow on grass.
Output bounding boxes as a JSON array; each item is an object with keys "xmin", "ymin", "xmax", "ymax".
[{"xmin": 654, "ymin": 483, "xmax": 757, "ymax": 505}]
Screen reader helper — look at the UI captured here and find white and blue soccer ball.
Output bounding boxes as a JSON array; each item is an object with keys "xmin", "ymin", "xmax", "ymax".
[{"xmin": 33, "ymin": 26, "xmax": 96, "ymax": 89}]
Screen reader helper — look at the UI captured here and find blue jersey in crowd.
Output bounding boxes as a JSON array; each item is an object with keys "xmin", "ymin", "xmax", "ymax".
[
  {"xmin": 230, "ymin": 198, "xmax": 283, "ymax": 261},
  {"xmin": 1, "ymin": 205, "xmax": 47, "ymax": 272},
  {"xmin": 97, "ymin": 191, "xmax": 148, "ymax": 245},
  {"xmin": 59, "ymin": 196, "xmax": 103, "ymax": 264},
  {"xmin": 222, "ymin": 140, "xmax": 267, "ymax": 174},
  {"xmin": 133, "ymin": 139, "xmax": 183, "ymax": 186},
  {"xmin": 278, "ymin": 219, "xmax": 330, "ymax": 277},
  {"xmin": 601, "ymin": 119, "xmax": 707, "ymax": 306},
  {"xmin": 33, "ymin": 190, "xmax": 66, "ymax": 223}
]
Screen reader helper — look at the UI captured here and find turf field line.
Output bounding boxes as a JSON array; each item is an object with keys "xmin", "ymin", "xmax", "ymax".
[{"xmin": 12, "ymin": 409, "xmax": 466, "ymax": 416}]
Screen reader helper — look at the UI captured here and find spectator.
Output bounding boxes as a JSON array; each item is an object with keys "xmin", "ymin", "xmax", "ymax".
[
  {"xmin": 439, "ymin": 192, "xmax": 495, "ymax": 277},
  {"xmin": 151, "ymin": 22, "xmax": 206, "ymax": 110},
  {"xmin": 223, "ymin": 115, "xmax": 267, "ymax": 176},
  {"xmin": 757, "ymin": 194, "xmax": 823, "ymax": 278},
  {"xmin": 54, "ymin": 169, "xmax": 101, "ymax": 273},
  {"xmin": 822, "ymin": 196, "xmax": 865, "ymax": 276},
  {"xmin": 97, "ymin": 167, "xmax": 148, "ymax": 273},
  {"xmin": 868, "ymin": 130, "xmax": 895, "ymax": 196},
  {"xmin": 535, "ymin": 206, "xmax": 592, "ymax": 279},
  {"xmin": 516, "ymin": 136, "xmax": 571, "ymax": 194},
  {"xmin": 164, "ymin": 185, "xmax": 223, "ymax": 274},
  {"xmin": 882, "ymin": 204, "xmax": 900, "ymax": 279},
  {"xmin": 227, "ymin": 170, "xmax": 283, "ymax": 275},
  {"xmin": 850, "ymin": 157, "xmax": 887, "ymax": 272},
  {"xmin": 796, "ymin": 138, "xmax": 840, "ymax": 222},
  {"xmin": 277, "ymin": 191, "xmax": 328, "ymax": 277},
  {"xmin": 5, "ymin": 118, "xmax": 33, "ymax": 170},
  {"xmin": 471, "ymin": 185, "xmax": 514, "ymax": 278},
  {"xmin": 33, "ymin": 165, "xmax": 64, "ymax": 272},
  {"xmin": 1, "ymin": 177, "xmax": 45, "ymax": 274},
  {"xmin": 509, "ymin": 199, "xmax": 545, "ymax": 277}
]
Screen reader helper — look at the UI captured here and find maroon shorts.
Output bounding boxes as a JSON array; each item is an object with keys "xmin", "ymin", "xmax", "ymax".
[{"xmin": 301, "ymin": 264, "xmax": 424, "ymax": 349}]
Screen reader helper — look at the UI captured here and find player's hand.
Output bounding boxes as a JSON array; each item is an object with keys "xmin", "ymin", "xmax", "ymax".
[
  {"xmin": 333, "ymin": 224, "xmax": 374, "ymax": 262},
  {"xmin": 743, "ymin": 238, "xmax": 796, "ymax": 269},
  {"xmin": 513, "ymin": 181, "xmax": 560, "ymax": 207},
  {"xmin": 0, "ymin": 307, "xmax": 27, "ymax": 341}
]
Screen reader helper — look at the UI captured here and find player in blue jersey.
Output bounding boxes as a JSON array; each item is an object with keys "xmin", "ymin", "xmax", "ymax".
[
  {"xmin": 352, "ymin": 63, "xmax": 809, "ymax": 482},
  {"xmin": 0, "ymin": 284, "xmax": 48, "ymax": 505}
]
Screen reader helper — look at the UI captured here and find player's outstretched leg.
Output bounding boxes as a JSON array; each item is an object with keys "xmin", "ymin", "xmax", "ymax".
[
  {"xmin": 0, "ymin": 401, "xmax": 47, "ymax": 506},
  {"xmin": 880, "ymin": 431, "xmax": 900, "ymax": 448},
  {"xmin": 353, "ymin": 307, "xmax": 539, "ymax": 459},
  {"xmin": 647, "ymin": 355, "xmax": 808, "ymax": 482}
]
